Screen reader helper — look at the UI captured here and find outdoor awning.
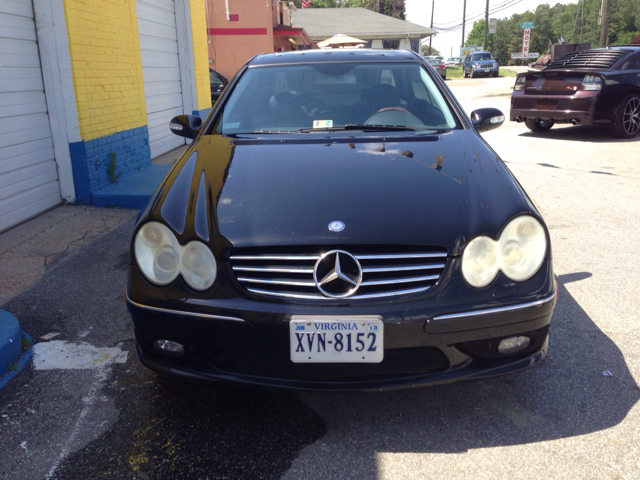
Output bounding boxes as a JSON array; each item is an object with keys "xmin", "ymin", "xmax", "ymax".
[
  {"xmin": 273, "ymin": 25, "xmax": 312, "ymax": 46},
  {"xmin": 317, "ymin": 33, "xmax": 366, "ymax": 48}
]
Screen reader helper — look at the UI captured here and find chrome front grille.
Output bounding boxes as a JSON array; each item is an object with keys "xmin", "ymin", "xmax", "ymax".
[{"xmin": 230, "ymin": 247, "xmax": 448, "ymax": 300}]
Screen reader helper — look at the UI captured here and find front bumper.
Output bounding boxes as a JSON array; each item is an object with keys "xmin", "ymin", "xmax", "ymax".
[
  {"xmin": 471, "ymin": 65, "xmax": 498, "ymax": 76},
  {"xmin": 126, "ymin": 280, "xmax": 557, "ymax": 391}
]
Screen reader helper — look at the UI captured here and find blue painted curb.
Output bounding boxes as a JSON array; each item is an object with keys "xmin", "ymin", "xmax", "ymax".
[
  {"xmin": 92, "ymin": 164, "xmax": 172, "ymax": 209},
  {"xmin": 0, "ymin": 310, "xmax": 21, "ymax": 376},
  {"xmin": 0, "ymin": 331, "xmax": 33, "ymax": 390}
]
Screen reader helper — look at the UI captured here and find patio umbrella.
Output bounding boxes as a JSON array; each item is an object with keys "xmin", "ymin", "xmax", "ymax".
[{"xmin": 317, "ymin": 33, "xmax": 367, "ymax": 48}]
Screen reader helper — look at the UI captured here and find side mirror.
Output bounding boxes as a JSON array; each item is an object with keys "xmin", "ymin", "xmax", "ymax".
[
  {"xmin": 169, "ymin": 114, "xmax": 202, "ymax": 139},
  {"xmin": 222, "ymin": 77, "xmax": 229, "ymax": 85},
  {"xmin": 470, "ymin": 108, "xmax": 505, "ymax": 133}
]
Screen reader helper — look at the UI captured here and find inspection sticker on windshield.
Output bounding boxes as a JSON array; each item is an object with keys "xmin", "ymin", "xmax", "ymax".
[
  {"xmin": 289, "ymin": 316, "xmax": 383, "ymax": 363},
  {"xmin": 313, "ymin": 120, "xmax": 333, "ymax": 128}
]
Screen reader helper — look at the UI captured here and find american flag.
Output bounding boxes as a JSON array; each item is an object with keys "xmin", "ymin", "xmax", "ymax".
[{"xmin": 301, "ymin": 0, "xmax": 312, "ymax": 8}]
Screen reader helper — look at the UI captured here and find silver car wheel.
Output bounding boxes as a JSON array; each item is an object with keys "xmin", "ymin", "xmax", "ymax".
[{"xmin": 623, "ymin": 97, "xmax": 640, "ymax": 136}]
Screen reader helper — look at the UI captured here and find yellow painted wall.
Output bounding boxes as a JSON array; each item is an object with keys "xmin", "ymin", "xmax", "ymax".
[
  {"xmin": 190, "ymin": 0, "xmax": 212, "ymax": 111},
  {"xmin": 63, "ymin": 0, "xmax": 147, "ymax": 140}
]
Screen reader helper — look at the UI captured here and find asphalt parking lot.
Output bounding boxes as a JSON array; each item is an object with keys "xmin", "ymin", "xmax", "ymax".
[{"xmin": 1, "ymin": 76, "xmax": 639, "ymax": 479}]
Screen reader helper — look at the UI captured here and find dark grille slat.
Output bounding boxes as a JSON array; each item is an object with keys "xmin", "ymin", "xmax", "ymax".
[{"xmin": 230, "ymin": 246, "xmax": 448, "ymax": 300}]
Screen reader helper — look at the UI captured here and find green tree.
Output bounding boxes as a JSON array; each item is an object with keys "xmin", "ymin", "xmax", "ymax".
[
  {"xmin": 421, "ymin": 45, "xmax": 441, "ymax": 56},
  {"xmin": 291, "ymin": 0, "xmax": 338, "ymax": 7},
  {"xmin": 464, "ymin": 1, "xmax": 640, "ymax": 65},
  {"xmin": 292, "ymin": 0, "xmax": 405, "ymax": 19}
]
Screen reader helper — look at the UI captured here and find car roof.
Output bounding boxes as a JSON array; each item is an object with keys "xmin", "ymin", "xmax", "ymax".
[
  {"xmin": 546, "ymin": 46, "xmax": 640, "ymax": 70},
  {"xmin": 249, "ymin": 49, "xmax": 421, "ymax": 66}
]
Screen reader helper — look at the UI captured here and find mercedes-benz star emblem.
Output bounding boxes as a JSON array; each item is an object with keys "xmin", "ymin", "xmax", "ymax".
[
  {"xmin": 313, "ymin": 250, "xmax": 363, "ymax": 298},
  {"xmin": 328, "ymin": 221, "xmax": 345, "ymax": 232}
]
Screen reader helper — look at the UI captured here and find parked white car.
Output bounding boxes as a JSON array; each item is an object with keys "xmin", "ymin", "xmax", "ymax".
[{"xmin": 446, "ymin": 57, "xmax": 461, "ymax": 66}]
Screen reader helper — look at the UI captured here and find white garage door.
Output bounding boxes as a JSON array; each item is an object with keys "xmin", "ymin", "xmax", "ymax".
[
  {"xmin": 137, "ymin": 0, "xmax": 186, "ymax": 159},
  {"xmin": 0, "ymin": 0, "xmax": 62, "ymax": 232}
]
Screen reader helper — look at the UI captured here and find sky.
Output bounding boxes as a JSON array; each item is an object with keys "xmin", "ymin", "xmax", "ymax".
[{"xmin": 405, "ymin": 0, "xmax": 579, "ymax": 58}]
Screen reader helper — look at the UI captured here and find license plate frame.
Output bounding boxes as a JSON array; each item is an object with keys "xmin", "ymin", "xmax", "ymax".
[{"xmin": 289, "ymin": 316, "xmax": 384, "ymax": 363}]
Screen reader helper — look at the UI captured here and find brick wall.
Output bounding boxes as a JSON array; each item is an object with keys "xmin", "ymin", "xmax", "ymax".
[
  {"xmin": 69, "ymin": 126, "xmax": 150, "ymax": 204},
  {"xmin": 63, "ymin": 0, "xmax": 151, "ymax": 203},
  {"xmin": 190, "ymin": 0, "xmax": 212, "ymax": 112},
  {"xmin": 63, "ymin": 0, "xmax": 147, "ymax": 140}
]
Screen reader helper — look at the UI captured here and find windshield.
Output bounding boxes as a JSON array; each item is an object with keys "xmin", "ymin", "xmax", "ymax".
[
  {"xmin": 217, "ymin": 62, "xmax": 458, "ymax": 134},
  {"xmin": 472, "ymin": 53, "xmax": 493, "ymax": 61}
]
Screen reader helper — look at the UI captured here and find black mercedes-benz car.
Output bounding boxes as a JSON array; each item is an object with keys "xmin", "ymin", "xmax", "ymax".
[
  {"xmin": 511, "ymin": 45, "xmax": 640, "ymax": 138},
  {"xmin": 127, "ymin": 49, "xmax": 556, "ymax": 391}
]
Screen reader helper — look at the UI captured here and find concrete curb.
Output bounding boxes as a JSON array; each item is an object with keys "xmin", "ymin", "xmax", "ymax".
[
  {"xmin": 0, "ymin": 310, "xmax": 21, "ymax": 375},
  {"xmin": 0, "ymin": 331, "xmax": 33, "ymax": 390},
  {"xmin": 92, "ymin": 164, "xmax": 172, "ymax": 208},
  {"xmin": 0, "ymin": 310, "xmax": 32, "ymax": 388}
]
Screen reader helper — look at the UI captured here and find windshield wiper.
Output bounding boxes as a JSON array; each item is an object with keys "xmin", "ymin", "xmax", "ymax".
[
  {"xmin": 297, "ymin": 124, "xmax": 422, "ymax": 133},
  {"xmin": 252, "ymin": 129, "xmax": 298, "ymax": 134}
]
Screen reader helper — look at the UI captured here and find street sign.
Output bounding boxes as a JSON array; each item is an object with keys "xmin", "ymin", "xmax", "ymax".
[
  {"xmin": 489, "ymin": 18, "xmax": 497, "ymax": 35},
  {"xmin": 510, "ymin": 52, "xmax": 539, "ymax": 59},
  {"xmin": 522, "ymin": 28, "xmax": 531, "ymax": 58},
  {"xmin": 520, "ymin": 22, "xmax": 535, "ymax": 29},
  {"xmin": 460, "ymin": 45, "xmax": 483, "ymax": 57}
]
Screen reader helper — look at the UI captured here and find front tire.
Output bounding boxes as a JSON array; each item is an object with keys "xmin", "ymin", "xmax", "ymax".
[
  {"xmin": 492, "ymin": 71, "xmax": 499, "ymax": 77},
  {"xmin": 611, "ymin": 94, "xmax": 640, "ymax": 139},
  {"xmin": 463, "ymin": 68, "xmax": 468, "ymax": 78},
  {"xmin": 525, "ymin": 119, "xmax": 554, "ymax": 132}
]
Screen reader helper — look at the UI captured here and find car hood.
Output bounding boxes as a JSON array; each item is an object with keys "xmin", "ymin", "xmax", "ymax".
[
  {"xmin": 472, "ymin": 60, "xmax": 495, "ymax": 66},
  {"xmin": 151, "ymin": 131, "xmax": 532, "ymax": 256}
]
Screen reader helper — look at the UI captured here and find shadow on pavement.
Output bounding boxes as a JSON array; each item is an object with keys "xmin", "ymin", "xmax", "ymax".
[
  {"xmin": 55, "ymin": 367, "xmax": 325, "ymax": 479},
  {"xmin": 3, "ymin": 217, "xmax": 637, "ymax": 479},
  {"xmin": 285, "ymin": 272, "xmax": 640, "ymax": 478},
  {"xmin": 519, "ymin": 124, "xmax": 640, "ymax": 143}
]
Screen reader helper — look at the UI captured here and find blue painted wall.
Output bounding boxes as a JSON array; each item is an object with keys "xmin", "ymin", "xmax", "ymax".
[{"xmin": 69, "ymin": 126, "xmax": 152, "ymax": 204}]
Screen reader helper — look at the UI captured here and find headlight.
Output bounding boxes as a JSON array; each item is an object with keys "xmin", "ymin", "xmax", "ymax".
[
  {"xmin": 134, "ymin": 222, "xmax": 217, "ymax": 290},
  {"xmin": 181, "ymin": 241, "xmax": 217, "ymax": 291},
  {"xmin": 461, "ymin": 216, "xmax": 547, "ymax": 288}
]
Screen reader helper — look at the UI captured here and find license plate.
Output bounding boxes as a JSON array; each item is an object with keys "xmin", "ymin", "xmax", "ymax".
[
  {"xmin": 478, "ymin": 68, "xmax": 487, "ymax": 72},
  {"xmin": 289, "ymin": 316, "xmax": 384, "ymax": 363},
  {"xmin": 537, "ymin": 100, "xmax": 557, "ymax": 108}
]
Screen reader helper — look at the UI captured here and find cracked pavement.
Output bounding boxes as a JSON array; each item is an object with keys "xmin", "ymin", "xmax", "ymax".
[{"xmin": 0, "ymin": 206, "xmax": 136, "ymax": 305}]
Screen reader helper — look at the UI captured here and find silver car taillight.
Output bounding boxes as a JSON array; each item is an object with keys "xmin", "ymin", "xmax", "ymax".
[{"xmin": 581, "ymin": 75, "xmax": 602, "ymax": 91}]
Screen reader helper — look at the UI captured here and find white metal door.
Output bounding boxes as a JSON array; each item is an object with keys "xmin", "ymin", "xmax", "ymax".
[
  {"xmin": 0, "ymin": 0, "xmax": 62, "ymax": 232},
  {"xmin": 136, "ymin": 0, "xmax": 186, "ymax": 159}
]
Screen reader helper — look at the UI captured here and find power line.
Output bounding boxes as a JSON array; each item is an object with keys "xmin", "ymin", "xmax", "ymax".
[
  {"xmin": 434, "ymin": 0, "xmax": 517, "ymax": 26},
  {"xmin": 433, "ymin": 0, "xmax": 524, "ymax": 33}
]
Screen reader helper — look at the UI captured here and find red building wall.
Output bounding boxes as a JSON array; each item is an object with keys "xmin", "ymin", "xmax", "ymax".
[{"xmin": 206, "ymin": 0, "xmax": 276, "ymax": 79}]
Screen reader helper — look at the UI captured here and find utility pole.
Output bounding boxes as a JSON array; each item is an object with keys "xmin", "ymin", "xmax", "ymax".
[
  {"xmin": 599, "ymin": 0, "xmax": 609, "ymax": 47},
  {"xmin": 483, "ymin": 0, "xmax": 489, "ymax": 50},
  {"xmin": 429, "ymin": 0, "xmax": 435, "ymax": 55},
  {"xmin": 461, "ymin": 0, "xmax": 466, "ymax": 51}
]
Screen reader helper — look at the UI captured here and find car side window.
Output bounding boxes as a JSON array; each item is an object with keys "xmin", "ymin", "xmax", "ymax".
[
  {"xmin": 619, "ymin": 53, "xmax": 640, "ymax": 71},
  {"xmin": 210, "ymin": 71, "xmax": 225, "ymax": 84}
]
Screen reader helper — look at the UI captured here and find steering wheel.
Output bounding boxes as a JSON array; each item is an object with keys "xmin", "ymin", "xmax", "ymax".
[
  {"xmin": 364, "ymin": 107, "xmax": 425, "ymax": 127},
  {"xmin": 375, "ymin": 106, "xmax": 411, "ymax": 114}
]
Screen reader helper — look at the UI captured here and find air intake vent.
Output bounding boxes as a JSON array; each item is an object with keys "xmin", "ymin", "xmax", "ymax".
[
  {"xmin": 230, "ymin": 246, "xmax": 448, "ymax": 300},
  {"xmin": 546, "ymin": 48, "xmax": 631, "ymax": 70}
]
